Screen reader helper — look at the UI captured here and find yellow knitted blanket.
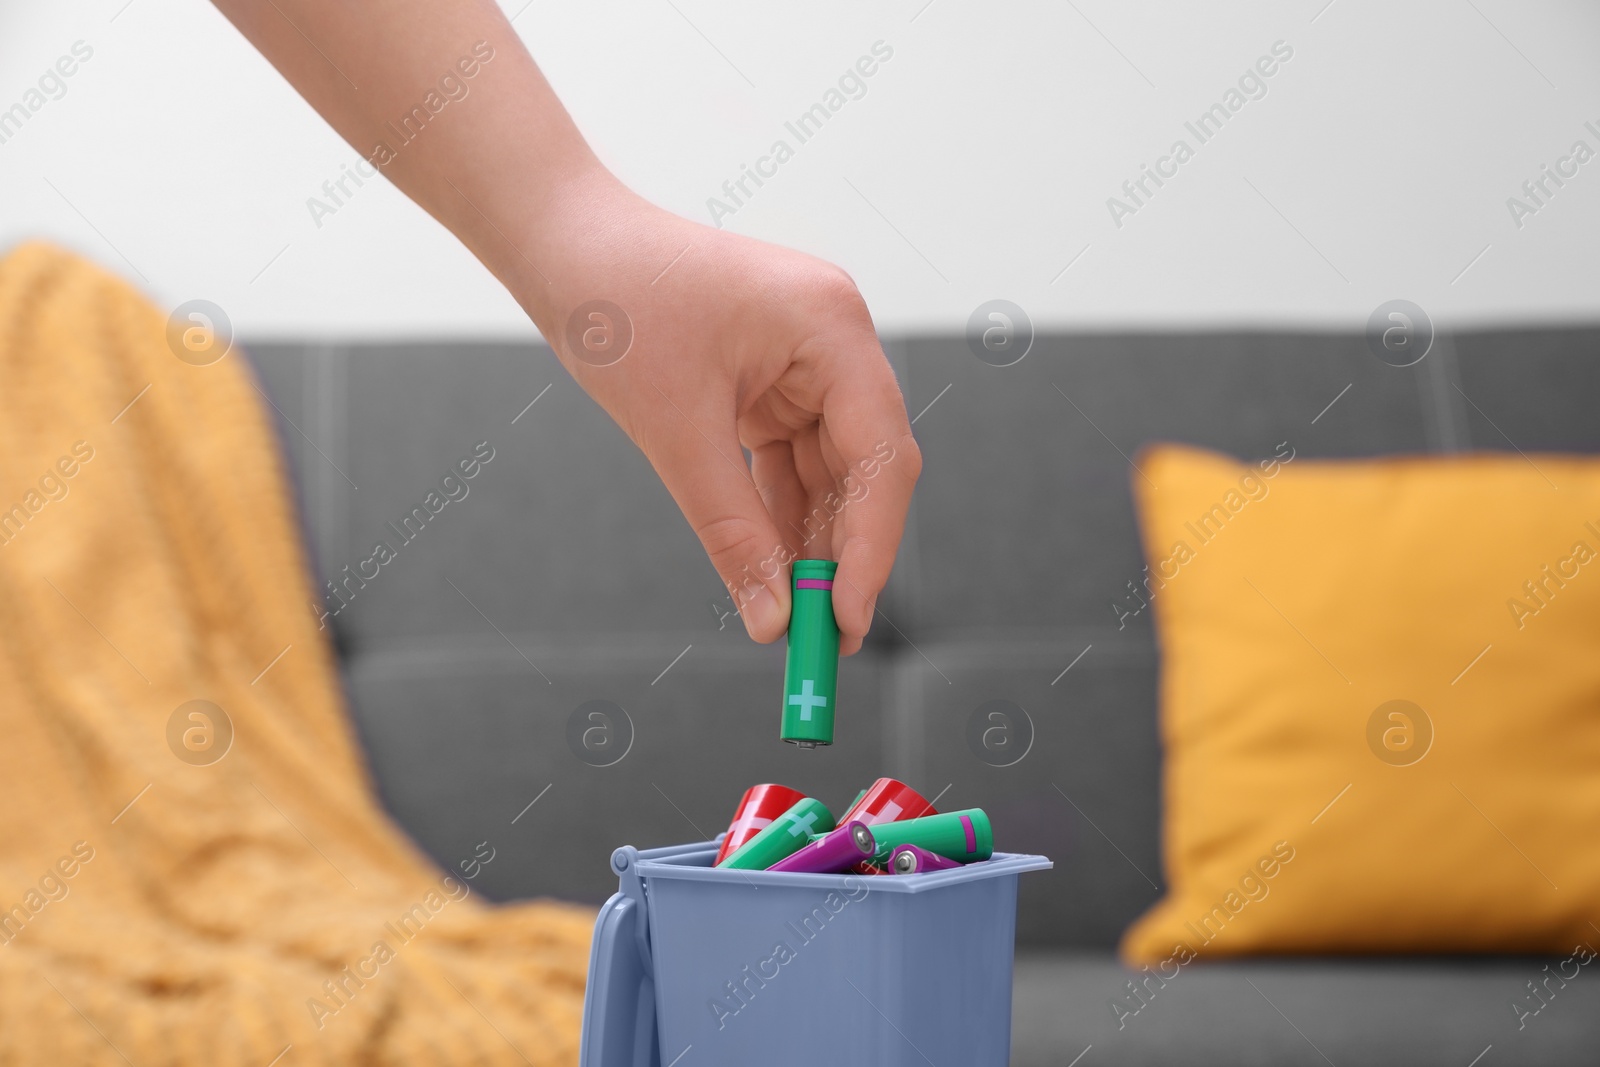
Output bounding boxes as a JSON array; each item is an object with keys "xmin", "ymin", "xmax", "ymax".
[{"xmin": 0, "ymin": 243, "xmax": 591, "ymax": 1065}]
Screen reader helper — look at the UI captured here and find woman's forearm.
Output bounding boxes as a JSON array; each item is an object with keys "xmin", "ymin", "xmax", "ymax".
[{"xmin": 210, "ymin": 0, "xmax": 615, "ymax": 333}]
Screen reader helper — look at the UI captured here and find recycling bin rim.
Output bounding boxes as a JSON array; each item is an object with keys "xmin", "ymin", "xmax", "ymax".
[{"xmin": 614, "ymin": 840, "xmax": 1053, "ymax": 893}]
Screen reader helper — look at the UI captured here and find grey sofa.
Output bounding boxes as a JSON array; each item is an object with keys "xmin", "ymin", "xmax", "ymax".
[{"xmin": 247, "ymin": 329, "xmax": 1600, "ymax": 1065}]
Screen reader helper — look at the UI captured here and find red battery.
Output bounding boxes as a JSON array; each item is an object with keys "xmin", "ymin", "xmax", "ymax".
[
  {"xmin": 839, "ymin": 778, "xmax": 939, "ymax": 827},
  {"xmin": 714, "ymin": 783, "xmax": 806, "ymax": 865},
  {"xmin": 839, "ymin": 778, "xmax": 938, "ymax": 874}
]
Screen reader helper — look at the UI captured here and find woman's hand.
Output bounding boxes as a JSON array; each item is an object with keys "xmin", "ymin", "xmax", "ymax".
[{"xmin": 523, "ymin": 185, "xmax": 920, "ymax": 653}]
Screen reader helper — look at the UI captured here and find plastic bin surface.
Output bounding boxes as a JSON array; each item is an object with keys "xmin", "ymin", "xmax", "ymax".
[{"xmin": 579, "ymin": 837, "xmax": 1050, "ymax": 1067}]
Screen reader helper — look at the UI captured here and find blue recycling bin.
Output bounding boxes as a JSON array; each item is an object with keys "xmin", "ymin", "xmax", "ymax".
[{"xmin": 578, "ymin": 836, "xmax": 1051, "ymax": 1067}]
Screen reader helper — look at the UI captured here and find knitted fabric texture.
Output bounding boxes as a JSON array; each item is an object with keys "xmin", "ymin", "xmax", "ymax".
[{"xmin": 0, "ymin": 243, "xmax": 591, "ymax": 1065}]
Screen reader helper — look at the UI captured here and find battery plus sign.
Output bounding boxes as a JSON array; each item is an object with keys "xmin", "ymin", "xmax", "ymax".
[
  {"xmin": 787, "ymin": 810, "xmax": 821, "ymax": 837},
  {"xmin": 788, "ymin": 679, "xmax": 829, "ymax": 721}
]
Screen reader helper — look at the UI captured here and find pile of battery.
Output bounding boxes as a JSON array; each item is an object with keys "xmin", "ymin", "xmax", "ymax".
[
  {"xmin": 713, "ymin": 778, "xmax": 993, "ymax": 875},
  {"xmin": 713, "ymin": 561, "xmax": 995, "ymax": 875}
]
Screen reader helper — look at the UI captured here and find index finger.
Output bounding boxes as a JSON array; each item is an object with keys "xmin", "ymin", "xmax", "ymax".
[{"xmin": 814, "ymin": 342, "xmax": 922, "ymax": 650}]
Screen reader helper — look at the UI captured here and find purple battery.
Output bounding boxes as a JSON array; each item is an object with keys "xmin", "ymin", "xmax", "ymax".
[
  {"xmin": 890, "ymin": 844, "xmax": 964, "ymax": 874},
  {"xmin": 767, "ymin": 821, "xmax": 875, "ymax": 874}
]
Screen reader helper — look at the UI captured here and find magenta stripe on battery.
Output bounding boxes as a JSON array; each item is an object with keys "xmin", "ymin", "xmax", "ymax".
[
  {"xmin": 796, "ymin": 579, "xmax": 833, "ymax": 590},
  {"xmin": 960, "ymin": 814, "xmax": 976, "ymax": 854}
]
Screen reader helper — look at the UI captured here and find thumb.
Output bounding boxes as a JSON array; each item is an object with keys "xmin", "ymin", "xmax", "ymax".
[{"xmin": 641, "ymin": 391, "xmax": 792, "ymax": 643}]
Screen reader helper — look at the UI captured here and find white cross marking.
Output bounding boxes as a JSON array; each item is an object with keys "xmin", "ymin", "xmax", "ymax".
[
  {"xmin": 877, "ymin": 800, "xmax": 903, "ymax": 822},
  {"xmin": 788, "ymin": 679, "xmax": 828, "ymax": 720},
  {"xmin": 788, "ymin": 810, "xmax": 820, "ymax": 837}
]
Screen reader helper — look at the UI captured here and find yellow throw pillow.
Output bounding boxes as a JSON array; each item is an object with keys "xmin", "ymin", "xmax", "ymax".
[{"xmin": 1121, "ymin": 444, "xmax": 1600, "ymax": 964}]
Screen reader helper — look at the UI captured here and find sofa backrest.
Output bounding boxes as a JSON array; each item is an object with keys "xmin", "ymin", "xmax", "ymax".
[{"xmin": 246, "ymin": 327, "xmax": 1599, "ymax": 946}]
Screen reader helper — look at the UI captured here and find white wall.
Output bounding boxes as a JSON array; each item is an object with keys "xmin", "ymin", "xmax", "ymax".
[{"xmin": 2, "ymin": 0, "xmax": 1597, "ymax": 339}]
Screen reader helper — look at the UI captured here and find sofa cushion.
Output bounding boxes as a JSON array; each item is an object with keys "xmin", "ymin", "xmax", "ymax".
[{"xmin": 1123, "ymin": 444, "xmax": 1600, "ymax": 960}]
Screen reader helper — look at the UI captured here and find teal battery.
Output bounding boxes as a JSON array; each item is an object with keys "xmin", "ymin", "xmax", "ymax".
[
  {"xmin": 781, "ymin": 560, "xmax": 840, "ymax": 747},
  {"xmin": 716, "ymin": 797, "xmax": 837, "ymax": 870},
  {"xmin": 869, "ymin": 809, "xmax": 994, "ymax": 864}
]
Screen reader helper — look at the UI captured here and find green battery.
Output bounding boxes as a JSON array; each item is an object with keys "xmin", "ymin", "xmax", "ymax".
[
  {"xmin": 717, "ymin": 797, "xmax": 836, "ymax": 870},
  {"xmin": 781, "ymin": 560, "xmax": 840, "ymax": 747},
  {"xmin": 868, "ymin": 808, "xmax": 994, "ymax": 864}
]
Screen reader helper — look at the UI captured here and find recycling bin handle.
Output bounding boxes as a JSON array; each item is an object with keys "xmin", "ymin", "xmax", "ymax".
[
  {"xmin": 609, "ymin": 846, "xmax": 653, "ymax": 973},
  {"xmin": 609, "ymin": 836, "xmax": 724, "ymax": 973}
]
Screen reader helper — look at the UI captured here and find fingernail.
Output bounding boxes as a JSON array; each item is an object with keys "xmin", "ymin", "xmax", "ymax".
[
  {"xmin": 742, "ymin": 583, "xmax": 788, "ymax": 641},
  {"xmin": 851, "ymin": 593, "xmax": 877, "ymax": 640}
]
